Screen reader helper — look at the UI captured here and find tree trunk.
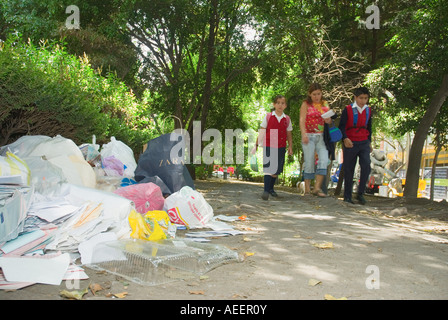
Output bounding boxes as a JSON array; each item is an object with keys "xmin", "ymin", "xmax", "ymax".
[
  {"xmin": 335, "ymin": 163, "xmax": 344, "ymax": 196},
  {"xmin": 430, "ymin": 143, "xmax": 442, "ymax": 201},
  {"xmin": 200, "ymin": 0, "xmax": 219, "ymax": 130},
  {"xmin": 430, "ymin": 124, "xmax": 442, "ymax": 201},
  {"xmin": 404, "ymin": 73, "xmax": 448, "ymax": 198},
  {"xmin": 371, "ymin": 28, "xmax": 378, "ymax": 65}
]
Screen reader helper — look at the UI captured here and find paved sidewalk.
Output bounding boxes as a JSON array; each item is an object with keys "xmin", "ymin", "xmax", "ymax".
[{"xmin": 1, "ymin": 179, "xmax": 448, "ymax": 301}]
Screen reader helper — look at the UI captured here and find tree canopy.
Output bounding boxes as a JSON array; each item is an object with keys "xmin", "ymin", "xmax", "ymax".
[{"xmin": 1, "ymin": 0, "xmax": 447, "ymax": 198}]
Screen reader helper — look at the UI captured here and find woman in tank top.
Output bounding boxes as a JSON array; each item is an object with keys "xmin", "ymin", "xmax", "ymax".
[{"xmin": 299, "ymin": 83, "xmax": 332, "ymax": 197}]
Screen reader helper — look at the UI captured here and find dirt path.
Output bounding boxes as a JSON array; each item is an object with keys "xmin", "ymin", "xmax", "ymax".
[{"xmin": 1, "ymin": 179, "xmax": 448, "ymax": 302}]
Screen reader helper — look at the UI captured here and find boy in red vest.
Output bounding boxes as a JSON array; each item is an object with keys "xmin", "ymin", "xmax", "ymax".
[
  {"xmin": 338, "ymin": 87, "xmax": 372, "ymax": 205},
  {"xmin": 252, "ymin": 95, "xmax": 293, "ymax": 200}
]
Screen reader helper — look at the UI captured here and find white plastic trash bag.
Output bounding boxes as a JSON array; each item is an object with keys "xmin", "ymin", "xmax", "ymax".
[
  {"xmin": 1, "ymin": 135, "xmax": 96, "ymax": 188},
  {"xmin": 163, "ymin": 186, "xmax": 214, "ymax": 229},
  {"xmin": 100, "ymin": 137, "xmax": 137, "ymax": 178}
]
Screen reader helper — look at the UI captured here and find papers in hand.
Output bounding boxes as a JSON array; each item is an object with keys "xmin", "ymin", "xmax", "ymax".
[{"xmin": 321, "ymin": 109, "xmax": 335, "ymax": 119}]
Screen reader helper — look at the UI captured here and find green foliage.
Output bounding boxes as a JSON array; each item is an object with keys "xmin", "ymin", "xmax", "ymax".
[
  {"xmin": 194, "ymin": 164, "xmax": 214, "ymax": 180},
  {"xmin": 365, "ymin": 0, "xmax": 448, "ymax": 136},
  {"xmin": 0, "ymin": 0, "xmax": 141, "ymax": 90},
  {"xmin": 3, "ymin": 0, "xmax": 448, "ymax": 184},
  {"xmin": 0, "ymin": 36, "xmax": 156, "ymax": 154},
  {"xmin": 364, "ymin": 0, "xmax": 448, "ymax": 198},
  {"xmin": 0, "ymin": 0, "xmax": 62, "ymax": 41}
]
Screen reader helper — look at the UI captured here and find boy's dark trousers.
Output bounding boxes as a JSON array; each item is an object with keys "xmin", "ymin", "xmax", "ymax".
[{"xmin": 343, "ymin": 140, "xmax": 371, "ymax": 200}]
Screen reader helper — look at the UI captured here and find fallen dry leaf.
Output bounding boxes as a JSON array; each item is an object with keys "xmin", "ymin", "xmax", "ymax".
[
  {"xmin": 313, "ymin": 242, "xmax": 334, "ymax": 249},
  {"xmin": 189, "ymin": 290, "xmax": 205, "ymax": 295},
  {"xmin": 113, "ymin": 292, "xmax": 128, "ymax": 299},
  {"xmin": 324, "ymin": 294, "xmax": 347, "ymax": 300},
  {"xmin": 244, "ymin": 252, "xmax": 255, "ymax": 257},
  {"xmin": 89, "ymin": 283, "xmax": 104, "ymax": 296},
  {"xmin": 60, "ymin": 288, "xmax": 88, "ymax": 300},
  {"xmin": 95, "ymin": 270, "xmax": 107, "ymax": 275},
  {"xmin": 308, "ymin": 279, "xmax": 322, "ymax": 286}
]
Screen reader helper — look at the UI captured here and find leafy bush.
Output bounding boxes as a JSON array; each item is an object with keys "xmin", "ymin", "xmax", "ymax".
[
  {"xmin": 195, "ymin": 164, "xmax": 214, "ymax": 180},
  {"xmin": 0, "ymin": 35, "xmax": 156, "ymax": 155}
]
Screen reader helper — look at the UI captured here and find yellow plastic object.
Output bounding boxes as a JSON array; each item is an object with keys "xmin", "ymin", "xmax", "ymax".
[
  {"xmin": 418, "ymin": 179, "xmax": 427, "ymax": 198},
  {"xmin": 128, "ymin": 210, "xmax": 166, "ymax": 242},
  {"xmin": 144, "ymin": 210, "xmax": 172, "ymax": 237}
]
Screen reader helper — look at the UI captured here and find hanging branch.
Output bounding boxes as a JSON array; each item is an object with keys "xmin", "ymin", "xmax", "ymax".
[{"xmin": 312, "ymin": 28, "xmax": 367, "ymax": 111}]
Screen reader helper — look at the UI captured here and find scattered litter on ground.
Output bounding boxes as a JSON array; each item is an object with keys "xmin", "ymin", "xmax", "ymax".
[{"xmin": 0, "ymin": 134, "xmax": 241, "ymax": 292}]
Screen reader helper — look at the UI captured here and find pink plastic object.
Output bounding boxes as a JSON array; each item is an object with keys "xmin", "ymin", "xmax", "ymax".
[{"xmin": 114, "ymin": 182, "xmax": 165, "ymax": 214}]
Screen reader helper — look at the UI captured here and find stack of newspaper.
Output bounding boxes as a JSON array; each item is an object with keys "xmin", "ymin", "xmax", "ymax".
[{"xmin": 0, "ymin": 175, "xmax": 33, "ymax": 245}]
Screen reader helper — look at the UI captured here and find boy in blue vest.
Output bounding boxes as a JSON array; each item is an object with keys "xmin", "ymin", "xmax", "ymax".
[
  {"xmin": 338, "ymin": 87, "xmax": 372, "ymax": 205},
  {"xmin": 252, "ymin": 95, "xmax": 293, "ymax": 200}
]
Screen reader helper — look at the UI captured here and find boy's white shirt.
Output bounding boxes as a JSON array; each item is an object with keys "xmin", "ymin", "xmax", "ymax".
[
  {"xmin": 261, "ymin": 111, "xmax": 293, "ymax": 131},
  {"xmin": 352, "ymin": 101, "xmax": 368, "ymax": 114}
]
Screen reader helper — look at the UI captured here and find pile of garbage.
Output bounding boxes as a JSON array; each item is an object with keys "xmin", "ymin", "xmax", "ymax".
[{"xmin": 0, "ymin": 134, "xmax": 240, "ymax": 290}]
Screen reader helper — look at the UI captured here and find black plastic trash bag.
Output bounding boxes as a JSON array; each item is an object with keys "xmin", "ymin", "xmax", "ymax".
[
  {"xmin": 138, "ymin": 176, "xmax": 171, "ymax": 196},
  {"xmin": 134, "ymin": 132, "xmax": 194, "ymax": 195}
]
